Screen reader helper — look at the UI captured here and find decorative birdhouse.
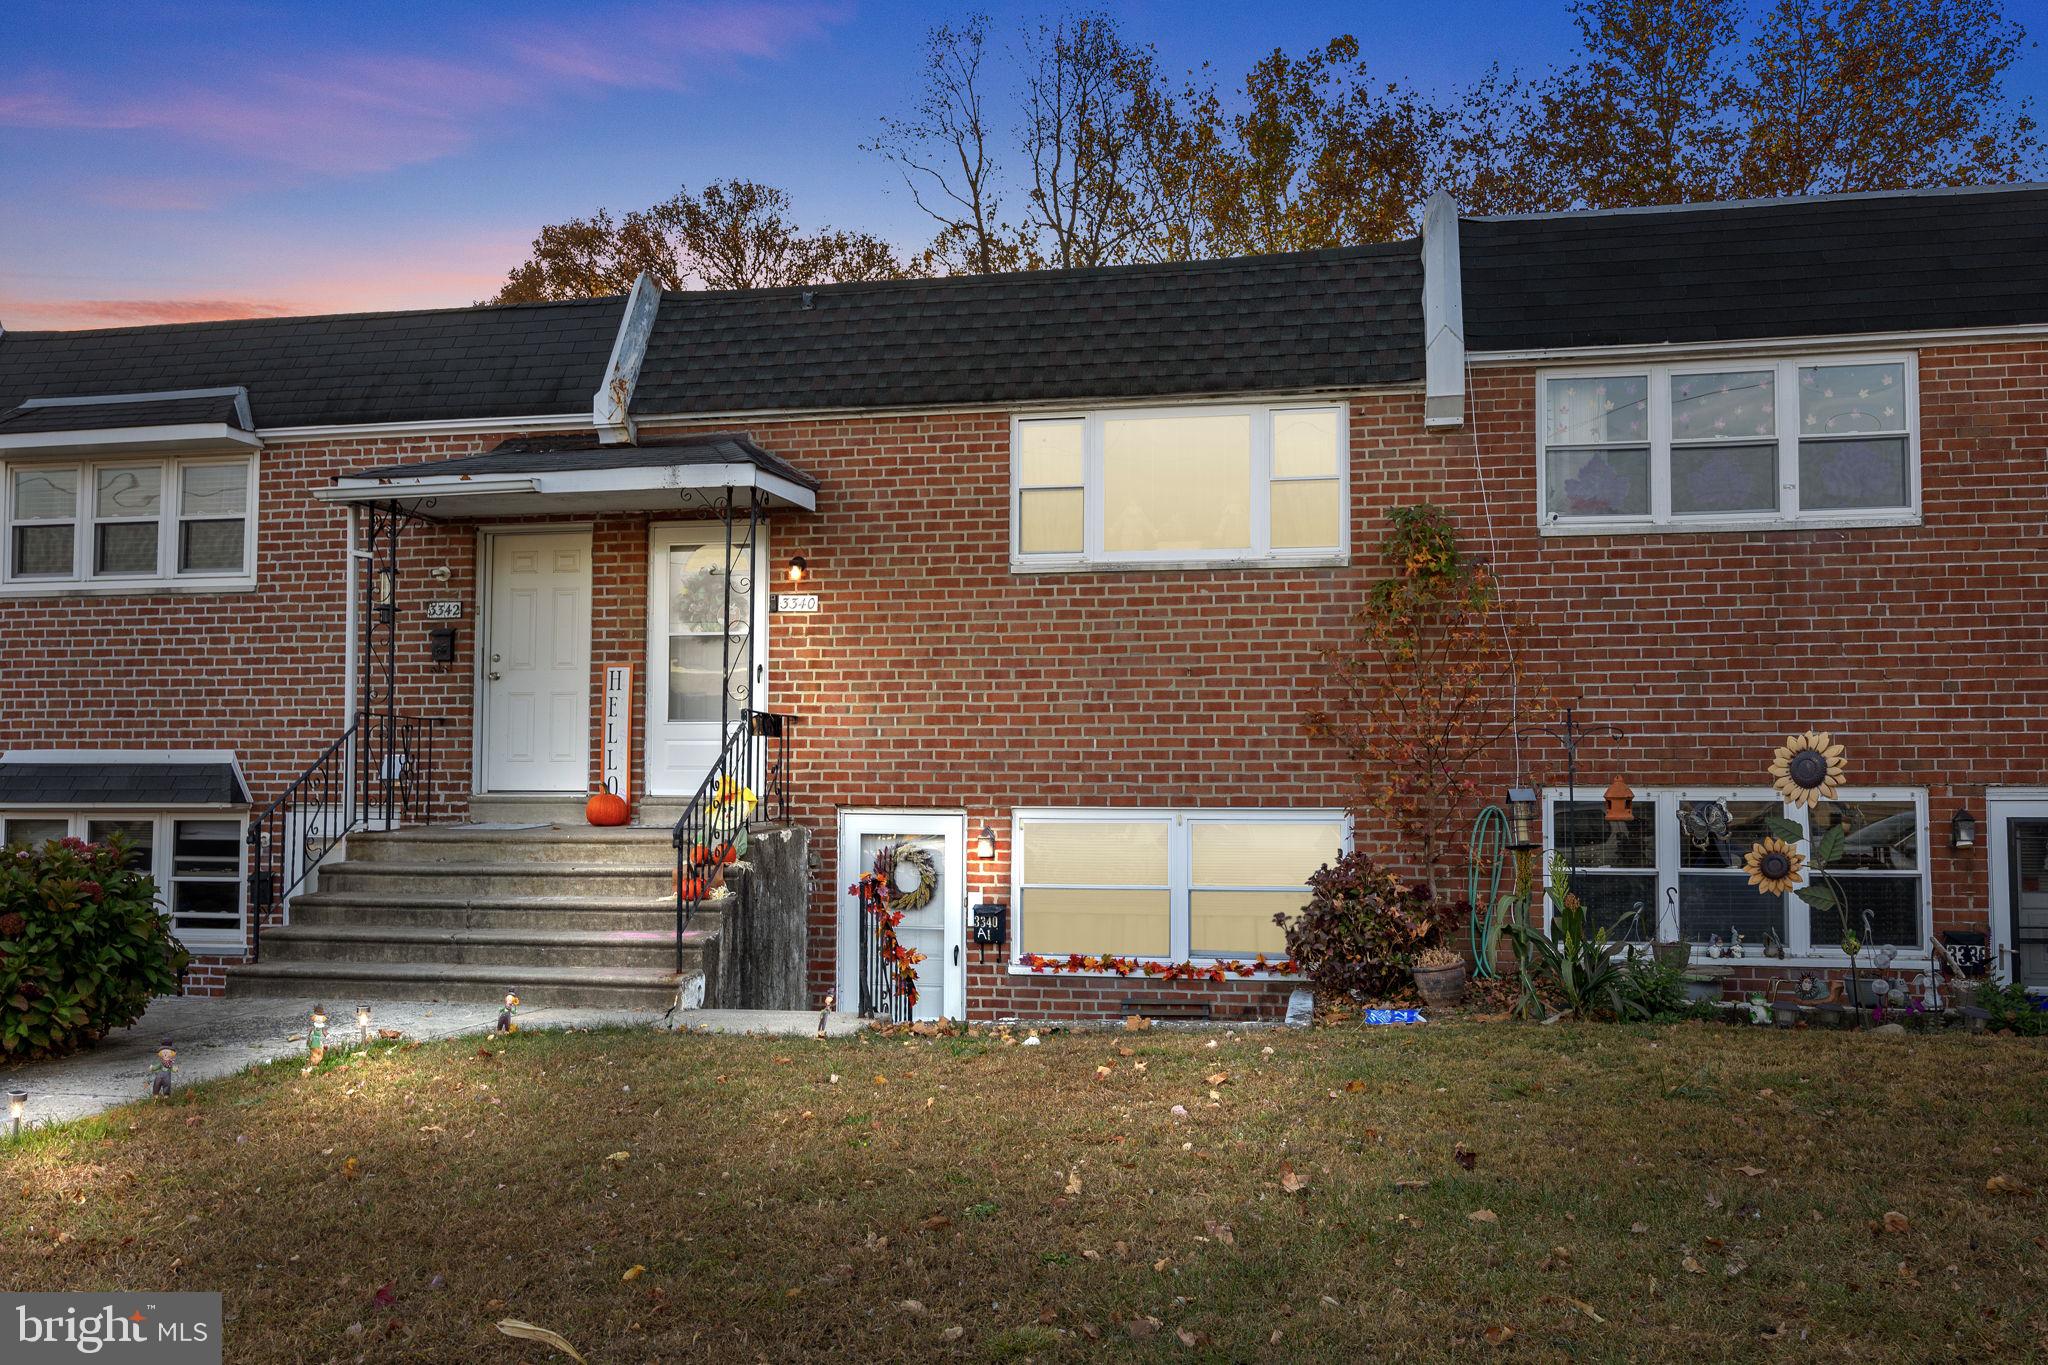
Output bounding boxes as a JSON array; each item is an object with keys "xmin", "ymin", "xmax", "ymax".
[{"xmin": 1603, "ymin": 778, "xmax": 1635, "ymax": 823}]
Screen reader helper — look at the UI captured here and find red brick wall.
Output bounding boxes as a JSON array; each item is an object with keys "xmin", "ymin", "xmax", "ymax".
[{"xmin": 6, "ymin": 337, "xmax": 2044, "ymax": 1013}]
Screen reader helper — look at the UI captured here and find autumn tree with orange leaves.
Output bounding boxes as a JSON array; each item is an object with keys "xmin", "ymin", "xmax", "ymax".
[{"xmin": 1309, "ymin": 505, "xmax": 1544, "ymax": 889}]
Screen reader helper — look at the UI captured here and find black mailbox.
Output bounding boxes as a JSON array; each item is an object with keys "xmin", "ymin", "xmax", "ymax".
[
  {"xmin": 427, "ymin": 626, "xmax": 458, "ymax": 663},
  {"xmin": 971, "ymin": 900, "xmax": 1008, "ymax": 946}
]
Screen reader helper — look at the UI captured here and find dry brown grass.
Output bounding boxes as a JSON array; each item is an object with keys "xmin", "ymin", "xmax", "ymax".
[{"xmin": 3, "ymin": 1021, "xmax": 2045, "ymax": 1362}]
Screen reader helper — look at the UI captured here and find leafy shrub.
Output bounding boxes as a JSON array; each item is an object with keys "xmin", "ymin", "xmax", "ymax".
[
  {"xmin": 1969, "ymin": 978, "xmax": 2048, "ymax": 1037},
  {"xmin": 1279, "ymin": 850, "xmax": 1469, "ymax": 999},
  {"xmin": 1, "ymin": 835, "xmax": 189, "ymax": 1060},
  {"xmin": 1616, "ymin": 950, "xmax": 1691, "ymax": 1022}
]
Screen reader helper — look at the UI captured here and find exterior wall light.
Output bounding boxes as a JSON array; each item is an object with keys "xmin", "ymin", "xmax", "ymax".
[
  {"xmin": 786, "ymin": 555, "xmax": 808, "ymax": 584},
  {"xmin": 976, "ymin": 826, "xmax": 997, "ymax": 860},
  {"xmin": 373, "ymin": 565, "xmax": 396, "ymax": 605},
  {"xmin": 1951, "ymin": 809, "xmax": 1977, "ymax": 851},
  {"xmin": 1603, "ymin": 778, "xmax": 1635, "ymax": 823},
  {"xmin": 7, "ymin": 1087, "xmax": 26, "ymax": 1138},
  {"xmin": 1505, "ymin": 789, "xmax": 1540, "ymax": 851}
]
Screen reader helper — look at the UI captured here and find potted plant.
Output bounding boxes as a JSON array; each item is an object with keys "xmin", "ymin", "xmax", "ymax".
[{"xmin": 1412, "ymin": 945, "xmax": 1467, "ymax": 1007}]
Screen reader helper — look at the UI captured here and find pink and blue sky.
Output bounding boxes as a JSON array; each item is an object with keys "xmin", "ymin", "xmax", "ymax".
[{"xmin": 5, "ymin": 1, "xmax": 2043, "ymax": 332}]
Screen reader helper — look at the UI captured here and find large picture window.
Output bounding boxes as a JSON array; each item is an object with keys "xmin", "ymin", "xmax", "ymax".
[
  {"xmin": 1543, "ymin": 788, "xmax": 1929, "ymax": 958},
  {"xmin": 1536, "ymin": 356, "xmax": 1917, "ymax": 532},
  {"xmin": 1, "ymin": 455, "xmax": 255, "ymax": 590},
  {"xmin": 1013, "ymin": 809, "xmax": 1347, "ymax": 963},
  {"xmin": 1, "ymin": 810, "xmax": 246, "ymax": 951},
  {"xmin": 1012, "ymin": 404, "xmax": 1347, "ymax": 569}
]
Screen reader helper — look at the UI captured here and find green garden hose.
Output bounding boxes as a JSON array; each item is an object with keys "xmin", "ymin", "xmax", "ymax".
[{"xmin": 1466, "ymin": 805, "xmax": 1524, "ymax": 979}]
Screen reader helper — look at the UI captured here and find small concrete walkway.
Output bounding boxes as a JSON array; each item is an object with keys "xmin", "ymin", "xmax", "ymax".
[{"xmin": 3, "ymin": 996, "xmax": 867, "ymax": 1127}]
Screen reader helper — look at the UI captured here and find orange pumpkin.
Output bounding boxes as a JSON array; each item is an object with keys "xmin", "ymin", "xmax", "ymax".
[
  {"xmin": 585, "ymin": 790, "xmax": 629, "ymax": 826},
  {"xmin": 689, "ymin": 843, "xmax": 712, "ymax": 866},
  {"xmin": 675, "ymin": 874, "xmax": 709, "ymax": 899},
  {"xmin": 712, "ymin": 842, "xmax": 737, "ymax": 865}
]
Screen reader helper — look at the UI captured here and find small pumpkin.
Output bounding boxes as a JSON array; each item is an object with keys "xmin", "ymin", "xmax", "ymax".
[
  {"xmin": 689, "ymin": 843, "xmax": 712, "ymax": 866},
  {"xmin": 675, "ymin": 874, "xmax": 709, "ymax": 900},
  {"xmin": 585, "ymin": 789, "xmax": 629, "ymax": 827}
]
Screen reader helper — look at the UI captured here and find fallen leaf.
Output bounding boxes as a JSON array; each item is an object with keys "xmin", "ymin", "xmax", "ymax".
[
  {"xmin": 1280, "ymin": 1162, "xmax": 1309, "ymax": 1195},
  {"xmin": 1568, "ymin": 1297, "xmax": 1605, "ymax": 1323},
  {"xmin": 1630, "ymin": 1222, "xmax": 1650, "ymax": 1235},
  {"xmin": 496, "ymin": 1320, "xmax": 587, "ymax": 1364},
  {"xmin": 940, "ymin": 1325, "xmax": 964, "ymax": 1342},
  {"xmin": 372, "ymin": 1281, "xmax": 396, "ymax": 1308},
  {"xmin": 1484, "ymin": 1325, "xmax": 1516, "ymax": 1346},
  {"xmin": 1882, "ymin": 1211, "xmax": 1910, "ymax": 1234},
  {"xmin": 1454, "ymin": 1143, "xmax": 1478, "ymax": 1171},
  {"xmin": 1095, "ymin": 1065, "xmax": 1113, "ymax": 1081},
  {"xmin": 604, "ymin": 1151, "xmax": 630, "ymax": 1164},
  {"xmin": 1206, "ymin": 1072, "xmax": 1229, "ymax": 1086},
  {"xmin": 1176, "ymin": 1326, "xmax": 1206, "ymax": 1347},
  {"xmin": 920, "ymin": 1215, "xmax": 952, "ymax": 1232},
  {"xmin": 1124, "ymin": 1015, "xmax": 1152, "ymax": 1031},
  {"xmin": 1153, "ymin": 1256, "xmax": 1172, "ymax": 1272},
  {"xmin": 1344, "ymin": 1079, "xmax": 1366, "ymax": 1092},
  {"xmin": 898, "ymin": 1299, "xmax": 925, "ymax": 1315},
  {"xmin": 1064, "ymin": 1170, "xmax": 1083, "ymax": 1196},
  {"xmin": 341, "ymin": 1157, "xmax": 360, "ymax": 1180},
  {"xmin": 1987, "ymin": 1176, "xmax": 2036, "ymax": 1198},
  {"xmin": 1126, "ymin": 1315, "xmax": 1162, "ymax": 1339},
  {"xmin": 1080, "ymin": 1323, "xmax": 1102, "ymax": 1341},
  {"xmin": 1204, "ymin": 1220, "xmax": 1235, "ymax": 1247},
  {"xmin": 873, "ymin": 1075, "xmax": 888, "ymax": 1086},
  {"xmin": 1682, "ymin": 1257, "xmax": 1705, "ymax": 1275},
  {"xmin": 1393, "ymin": 1178, "xmax": 1431, "ymax": 1191},
  {"xmin": 1736, "ymin": 1165, "xmax": 1766, "ymax": 1177},
  {"xmin": 1467, "ymin": 1209, "xmax": 1498, "ymax": 1224},
  {"xmin": 621, "ymin": 1265, "xmax": 645, "ymax": 1282}
]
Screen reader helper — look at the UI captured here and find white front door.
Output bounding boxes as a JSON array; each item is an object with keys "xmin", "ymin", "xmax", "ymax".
[
  {"xmin": 838, "ymin": 812, "xmax": 966, "ymax": 1021},
  {"xmin": 1988, "ymin": 796, "xmax": 2048, "ymax": 991},
  {"xmin": 646, "ymin": 522, "xmax": 767, "ymax": 796},
  {"xmin": 482, "ymin": 530, "xmax": 592, "ymax": 792}
]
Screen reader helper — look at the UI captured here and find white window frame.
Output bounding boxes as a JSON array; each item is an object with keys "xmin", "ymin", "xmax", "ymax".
[
  {"xmin": 0, "ymin": 454, "xmax": 258, "ymax": 594},
  {"xmin": 1539, "ymin": 786, "xmax": 1932, "ymax": 963},
  {"xmin": 0, "ymin": 808, "xmax": 249, "ymax": 954},
  {"xmin": 1009, "ymin": 402, "xmax": 1350, "ymax": 571},
  {"xmin": 1008, "ymin": 807, "xmax": 1350, "ymax": 971},
  {"xmin": 1534, "ymin": 353, "xmax": 1920, "ymax": 535}
]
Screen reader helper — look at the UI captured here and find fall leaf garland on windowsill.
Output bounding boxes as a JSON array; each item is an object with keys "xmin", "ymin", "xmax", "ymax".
[{"xmin": 1017, "ymin": 953, "xmax": 1297, "ymax": 981}]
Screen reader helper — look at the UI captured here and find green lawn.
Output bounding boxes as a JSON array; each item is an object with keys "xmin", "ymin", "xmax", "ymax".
[{"xmin": 4, "ymin": 1021, "xmax": 2044, "ymax": 1361}]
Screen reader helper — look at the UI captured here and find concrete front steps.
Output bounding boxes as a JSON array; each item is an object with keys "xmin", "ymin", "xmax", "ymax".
[{"xmin": 226, "ymin": 822, "xmax": 710, "ymax": 1010}]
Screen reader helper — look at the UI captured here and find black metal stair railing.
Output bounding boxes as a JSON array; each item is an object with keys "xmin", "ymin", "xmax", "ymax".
[
  {"xmin": 670, "ymin": 709, "xmax": 797, "ymax": 972},
  {"xmin": 243, "ymin": 713, "xmax": 443, "ymax": 962}
]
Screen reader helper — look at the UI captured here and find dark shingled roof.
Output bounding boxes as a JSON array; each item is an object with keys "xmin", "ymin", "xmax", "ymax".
[
  {"xmin": 0, "ymin": 759, "xmax": 248, "ymax": 808},
  {"xmin": 629, "ymin": 242, "xmax": 1425, "ymax": 417},
  {"xmin": 0, "ymin": 297, "xmax": 626, "ymax": 428},
  {"xmin": 1461, "ymin": 184, "xmax": 2048, "ymax": 353},
  {"xmin": 344, "ymin": 432, "xmax": 820, "ymax": 491},
  {"xmin": 0, "ymin": 393, "xmax": 247, "ymax": 435}
]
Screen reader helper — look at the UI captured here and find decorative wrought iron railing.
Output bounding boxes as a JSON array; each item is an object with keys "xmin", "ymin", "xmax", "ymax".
[
  {"xmin": 851, "ymin": 839, "xmax": 915, "ymax": 1024},
  {"xmin": 244, "ymin": 712, "xmax": 443, "ymax": 962},
  {"xmin": 670, "ymin": 709, "xmax": 797, "ymax": 972}
]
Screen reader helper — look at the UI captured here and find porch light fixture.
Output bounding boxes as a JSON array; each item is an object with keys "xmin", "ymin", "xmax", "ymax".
[
  {"xmin": 1505, "ymin": 789, "xmax": 1540, "ymax": 852},
  {"xmin": 1603, "ymin": 778, "xmax": 1635, "ymax": 823},
  {"xmin": 373, "ymin": 565, "xmax": 395, "ymax": 605},
  {"xmin": 786, "ymin": 555, "xmax": 808, "ymax": 584},
  {"xmin": 976, "ymin": 826, "xmax": 997, "ymax": 860},
  {"xmin": 1951, "ymin": 809, "xmax": 1977, "ymax": 851},
  {"xmin": 7, "ymin": 1087, "xmax": 25, "ymax": 1138}
]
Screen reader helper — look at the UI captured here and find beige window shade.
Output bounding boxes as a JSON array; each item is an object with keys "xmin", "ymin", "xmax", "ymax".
[
  {"xmin": 1018, "ymin": 419, "xmax": 1085, "ymax": 554},
  {"xmin": 1022, "ymin": 819, "xmax": 1169, "ymax": 885},
  {"xmin": 1190, "ymin": 820, "xmax": 1343, "ymax": 887},
  {"xmin": 1191, "ymin": 890, "xmax": 1301, "ymax": 955},
  {"xmin": 1272, "ymin": 409, "xmax": 1339, "ymax": 478},
  {"xmin": 1102, "ymin": 414, "xmax": 1252, "ymax": 552},
  {"xmin": 1021, "ymin": 888, "xmax": 1171, "ymax": 956},
  {"xmin": 1269, "ymin": 480, "xmax": 1339, "ymax": 549}
]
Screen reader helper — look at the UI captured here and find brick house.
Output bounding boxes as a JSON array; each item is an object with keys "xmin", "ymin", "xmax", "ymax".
[{"xmin": 1, "ymin": 183, "xmax": 2043, "ymax": 1019}]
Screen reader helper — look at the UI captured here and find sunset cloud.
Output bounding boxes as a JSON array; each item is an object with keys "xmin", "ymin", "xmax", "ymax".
[
  {"xmin": 7, "ymin": 298, "xmax": 302, "ymax": 330},
  {"xmin": 0, "ymin": 2, "xmax": 848, "ymax": 178}
]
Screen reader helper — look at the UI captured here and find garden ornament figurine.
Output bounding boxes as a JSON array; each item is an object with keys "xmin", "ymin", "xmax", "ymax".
[
  {"xmin": 1763, "ymin": 928, "xmax": 1787, "ymax": 959},
  {"xmin": 497, "ymin": 993, "xmax": 519, "ymax": 1034},
  {"xmin": 303, "ymin": 1006, "xmax": 329, "ymax": 1073},
  {"xmin": 1729, "ymin": 927, "xmax": 1745, "ymax": 957},
  {"xmin": 147, "ymin": 1037, "xmax": 177, "ymax": 1097},
  {"xmin": 1795, "ymin": 973, "xmax": 1825, "ymax": 1002},
  {"xmin": 1708, "ymin": 933, "xmax": 1724, "ymax": 958}
]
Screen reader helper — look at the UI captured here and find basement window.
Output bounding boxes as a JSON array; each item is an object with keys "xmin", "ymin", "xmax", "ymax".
[
  {"xmin": 1011, "ymin": 404, "xmax": 1348, "ymax": 570},
  {"xmin": 1535, "ymin": 355, "xmax": 1918, "ymax": 533},
  {"xmin": 0, "ymin": 810, "xmax": 248, "ymax": 953}
]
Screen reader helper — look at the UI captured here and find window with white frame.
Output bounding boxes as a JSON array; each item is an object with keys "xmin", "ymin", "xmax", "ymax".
[
  {"xmin": 1543, "ymin": 788, "xmax": 1929, "ymax": 956},
  {"xmin": 1012, "ymin": 404, "xmax": 1346, "ymax": 568},
  {"xmin": 1013, "ymin": 809, "xmax": 1348, "ymax": 962},
  {"xmin": 2, "ymin": 455, "xmax": 255, "ymax": 588},
  {"xmin": 0, "ymin": 811, "xmax": 248, "ymax": 951},
  {"xmin": 1535, "ymin": 356, "xmax": 1916, "ymax": 531}
]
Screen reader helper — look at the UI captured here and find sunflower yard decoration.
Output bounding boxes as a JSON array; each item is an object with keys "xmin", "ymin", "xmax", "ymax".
[
  {"xmin": 1769, "ymin": 730, "xmax": 1846, "ymax": 808},
  {"xmin": 1742, "ymin": 837, "xmax": 1805, "ymax": 894}
]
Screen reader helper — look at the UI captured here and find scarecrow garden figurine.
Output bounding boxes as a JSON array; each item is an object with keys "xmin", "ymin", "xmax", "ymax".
[
  {"xmin": 497, "ymin": 992, "xmax": 519, "ymax": 1034},
  {"xmin": 304, "ymin": 1005, "xmax": 329, "ymax": 1073},
  {"xmin": 147, "ymin": 1037, "xmax": 178, "ymax": 1098}
]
